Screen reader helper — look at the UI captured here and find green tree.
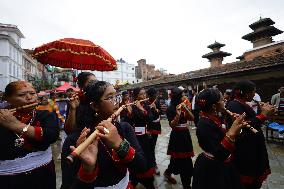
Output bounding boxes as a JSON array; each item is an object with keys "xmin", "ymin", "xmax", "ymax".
[{"xmin": 32, "ymin": 76, "xmax": 55, "ymax": 92}]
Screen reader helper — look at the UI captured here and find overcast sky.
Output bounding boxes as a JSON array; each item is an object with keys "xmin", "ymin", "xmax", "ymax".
[{"xmin": 1, "ymin": 0, "xmax": 284, "ymax": 74}]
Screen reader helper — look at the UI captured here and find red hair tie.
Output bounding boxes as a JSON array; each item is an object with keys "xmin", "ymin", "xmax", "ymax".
[
  {"xmin": 169, "ymin": 91, "xmax": 173, "ymax": 99},
  {"xmin": 197, "ymin": 99, "xmax": 206, "ymax": 107}
]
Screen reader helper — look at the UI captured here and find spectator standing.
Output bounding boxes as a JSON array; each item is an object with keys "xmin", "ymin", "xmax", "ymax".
[
  {"xmin": 191, "ymin": 89, "xmax": 200, "ymax": 128},
  {"xmin": 271, "ymin": 86, "xmax": 284, "ymax": 113},
  {"xmin": 247, "ymin": 93, "xmax": 261, "ymax": 114}
]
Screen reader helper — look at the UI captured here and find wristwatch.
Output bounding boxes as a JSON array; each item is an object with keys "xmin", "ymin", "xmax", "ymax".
[{"xmin": 21, "ymin": 124, "xmax": 30, "ymax": 135}]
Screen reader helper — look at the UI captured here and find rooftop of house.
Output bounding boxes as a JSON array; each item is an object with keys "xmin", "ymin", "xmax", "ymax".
[
  {"xmin": 126, "ymin": 50, "xmax": 284, "ymax": 89},
  {"xmin": 0, "ymin": 23, "xmax": 24, "ymax": 38}
]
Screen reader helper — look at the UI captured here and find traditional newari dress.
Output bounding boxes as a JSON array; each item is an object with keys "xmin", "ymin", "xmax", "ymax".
[
  {"xmin": 227, "ymin": 98, "xmax": 270, "ymax": 188},
  {"xmin": 147, "ymin": 99, "xmax": 162, "ymax": 135},
  {"xmin": 70, "ymin": 122, "xmax": 147, "ymax": 189},
  {"xmin": 166, "ymin": 105, "xmax": 194, "ymax": 185},
  {"xmin": 61, "ymin": 129, "xmax": 82, "ymax": 189},
  {"xmin": 147, "ymin": 99, "xmax": 162, "ymax": 168},
  {"xmin": 192, "ymin": 112, "xmax": 243, "ymax": 189},
  {"xmin": 0, "ymin": 110, "xmax": 59, "ymax": 189},
  {"xmin": 61, "ymin": 103, "xmax": 95, "ymax": 189},
  {"xmin": 63, "ymin": 90, "xmax": 86, "ymax": 135},
  {"xmin": 61, "ymin": 91, "xmax": 92, "ymax": 189},
  {"xmin": 119, "ymin": 101, "xmax": 131, "ymax": 123},
  {"xmin": 128, "ymin": 102, "xmax": 156, "ymax": 187}
]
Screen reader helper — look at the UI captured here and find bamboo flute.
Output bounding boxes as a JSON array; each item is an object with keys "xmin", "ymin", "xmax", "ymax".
[
  {"xmin": 66, "ymin": 98, "xmax": 149, "ymax": 164},
  {"xmin": 224, "ymin": 108, "xmax": 258, "ymax": 133},
  {"xmin": 9, "ymin": 102, "xmax": 39, "ymax": 113}
]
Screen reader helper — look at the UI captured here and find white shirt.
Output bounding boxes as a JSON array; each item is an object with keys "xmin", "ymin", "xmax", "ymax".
[
  {"xmin": 247, "ymin": 93, "xmax": 261, "ymax": 113},
  {"xmin": 192, "ymin": 95, "xmax": 196, "ymax": 110}
]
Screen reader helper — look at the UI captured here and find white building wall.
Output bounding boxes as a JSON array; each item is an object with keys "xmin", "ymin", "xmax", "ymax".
[
  {"xmin": 0, "ymin": 78, "xmax": 9, "ymax": 91},
  {"xmin": 0, "ymin": 25, "xmax": 24, "ymax": 91},
  {"xmin": 0, "ymin": 31, "xmax": 8, "ymax": 35},
  {"xmin": 8, "ymin": 32, "xmax": 20, "ymax": 46},
  {"xmin": 0, "ymin": 40, "xmax": 8, "ymax": 56},
  {"xmin": 91, "ymin": 60, "xmax": 138, "ymax": 85},
  {"xmin": 0, "ymin": 57, "xmax": 9, "ymax": 91},
  {"xmin": 22, "ymin": 52, "xmax": 39, "ymax": 81}
]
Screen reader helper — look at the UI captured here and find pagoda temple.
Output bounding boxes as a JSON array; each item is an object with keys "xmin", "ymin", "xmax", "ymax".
[
  {"xmin": 242, "ymin": 17, "xmax": 283, "ymax": 48},
  {"xmin": 202, "ymin": 41, "xmax": 231, "ymax": 67},
  {"xmin": 122, "ymin": 17, "xmax": 284, "ymax": 102}
]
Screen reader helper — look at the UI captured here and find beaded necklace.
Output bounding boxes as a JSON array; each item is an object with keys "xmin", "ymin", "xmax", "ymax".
[
  {"xmin": 14, "ymin": 109, "xmax": 36, "ymax": 147},
  {"xmin": 200, "ymin": 111, "xmax": 226, "ymax": 133},
  {"xmin": 98, "ymin": 122, "xmax": 120, "ymax": 163}
]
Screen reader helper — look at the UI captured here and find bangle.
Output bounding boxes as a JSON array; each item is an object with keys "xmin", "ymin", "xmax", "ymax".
[
  {"xmin": 115, "ymin": 139, "xmax": 130, "ymax": 158},
  {"xmin": 225, "ymin": 133, "xmax": 235, "ymax": 143}
]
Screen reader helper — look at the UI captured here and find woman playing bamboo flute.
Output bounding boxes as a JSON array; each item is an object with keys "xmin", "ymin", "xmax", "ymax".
[
  {"xmin": 192, "ymin": 88, "xmax": 248, "ymax": 189},
  {"xmin": 126, "ymin": 87, "xmax": 156, "ymax": 189},
  {"xmin": 69, "ymin": 81, "xmax": 147, "ymax": 189},
  {"xmin": 226, "ymin": 81, "xmax": 276, "ymax": 189},
  {"xmin": 0, "ymin": 81, "xmax": 59, "ymax": 189},
  {"xmin": 146, "ymin": 87, "xmax": 162, "ymax": 175},
  {"xmin": 164, "ymin": 87, "xmax": 195, "ymax": 189},
  {"xmin": 61, "ymin": 72, "xmax": 96, "ymax": 189}
]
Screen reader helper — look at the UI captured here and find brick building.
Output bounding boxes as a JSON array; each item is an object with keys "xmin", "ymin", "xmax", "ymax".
[{"xmin": 136, "ymin": 59, "xmax": 167, "ymax": 81}]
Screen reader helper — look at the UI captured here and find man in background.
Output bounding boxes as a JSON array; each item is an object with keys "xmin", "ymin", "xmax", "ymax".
[
  {"xmin": 191, "ymin": 88, "xmax": 199, "ymax": 128},
  {"xmin": 271, "ymin": 86, "xmax": 284, "ymax": 114}
]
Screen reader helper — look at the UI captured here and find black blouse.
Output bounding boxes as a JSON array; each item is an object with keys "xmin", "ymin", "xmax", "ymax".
[
  {"xmin": 226, "ymin": 99, "xmax": 270, "ymax": 179},
  {"xmin": 226, "ymin": 100, "xmax": 264, "ymax": 130},
  {"xmin": 197, "ymin": 116, "xmax": 232, "ymax": 162},
  {"xmin": 129, "ymin": 102, "xmax": 153, "ymax": 128},
  {"xmin": 166, "ymin": 104, "xmax": 188, "ymax": 125},
  {"xmin": 149, "ymin": 100, "xmax": 161, "ymax": 120},
  {"xmin": 0, "ymin": 110, "xmax": 59, "ymax": 160},
  {"xmin": 71, "ymin": 122, "xmax": 147, "ymax": 188}
]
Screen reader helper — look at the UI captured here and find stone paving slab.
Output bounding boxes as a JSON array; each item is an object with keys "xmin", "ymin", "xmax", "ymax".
[{"xmin": 53, "ymin": 119, "xmax": 284, "ymax": 189}]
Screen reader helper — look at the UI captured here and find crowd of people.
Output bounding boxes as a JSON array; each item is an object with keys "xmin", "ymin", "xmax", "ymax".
[{"xmin": 0, "ymin": 71, "xmax": 282, "ymax": 189}]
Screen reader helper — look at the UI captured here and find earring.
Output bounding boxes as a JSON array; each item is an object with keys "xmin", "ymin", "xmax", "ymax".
[
  {"xmin": 213, "ymin": 107, "xmax": 218, "ymax": 115},
  {"xmin": 94, "ymin": 112, "xmax": 98, "ymax": 117}
]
